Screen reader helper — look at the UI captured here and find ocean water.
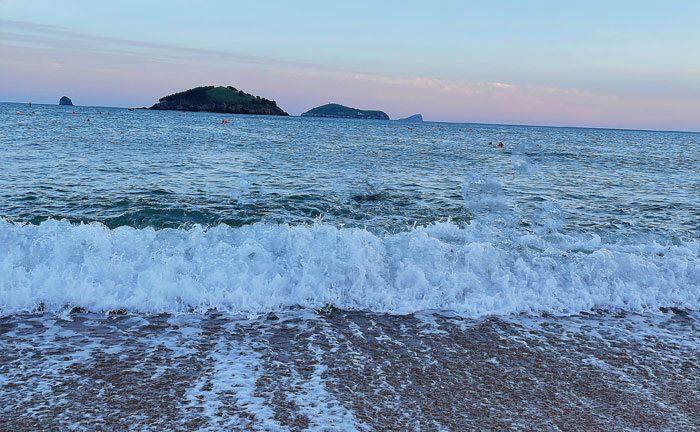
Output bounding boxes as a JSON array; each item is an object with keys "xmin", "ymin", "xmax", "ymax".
[{"xmin": 1, "ymin": 102, "xmax": 699, "ymax": 430}]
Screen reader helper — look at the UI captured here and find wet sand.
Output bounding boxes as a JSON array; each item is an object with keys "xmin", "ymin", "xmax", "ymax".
[{"xmin": 1, "ymin": 309, "xmax": 698, "ymax": 431}]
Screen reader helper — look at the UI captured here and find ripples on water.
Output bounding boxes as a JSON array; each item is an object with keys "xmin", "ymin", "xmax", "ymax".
[
  {"xmin": 2, "ymin": 103, "xmax": 698, "ymax": 236},
  {"xmin": 1, "ymin": 102, "xmax": 699, "ymax": 430}
]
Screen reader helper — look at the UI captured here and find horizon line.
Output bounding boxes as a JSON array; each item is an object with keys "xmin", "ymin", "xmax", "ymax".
[{"xmin": 3, "ymin": 100, "xmax": 699, "ymax": 134}]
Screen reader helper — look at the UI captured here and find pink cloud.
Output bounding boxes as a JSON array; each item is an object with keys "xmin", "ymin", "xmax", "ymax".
[{"xmin": 1, "ymin": 19, "xmax": 699, "ymax": 131}]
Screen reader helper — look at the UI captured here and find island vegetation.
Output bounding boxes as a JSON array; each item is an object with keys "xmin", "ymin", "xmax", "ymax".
[
  {"xmin": 301, "ymin": 103, "xmax": 389, "ymax": 120},
  {"xmin": 150, "ymin": 86, "xmax": 288, "ymax": 115}
]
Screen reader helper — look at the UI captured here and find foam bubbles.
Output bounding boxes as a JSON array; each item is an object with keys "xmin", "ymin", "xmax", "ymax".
[
  {"xmin": 511, "ymin": 142, "xmax": 544, "ymax": 175},
  {"xmin": 230, "ymin": 174, "xmax": 263, "ymax": 203},
  {"xmin": 461, "ymin": 173, "xmax": 510, "ymax": 217},
  {"xmin": 1, "ymin": 218, "xmax": 698, "ymax": 317},
  {"xmin": 532, "ymin": 202, "xmax": 565, "ymax": 235}
]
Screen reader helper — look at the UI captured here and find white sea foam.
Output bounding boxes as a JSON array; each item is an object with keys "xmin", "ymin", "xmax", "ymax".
[
  {"xmin": 230, "ymin": 174, "xmax": 260, "ymax": 203},
  {"xmin": 511, "ymin": 142, "xmax": 545, "ymax": 175},
  {"xmin": 461, "ymin": 173, "xmax": 510, "ymax": 217},
  {"xmin": 1, "ymin": 218, "xmax": 698, "ymax": 316}
]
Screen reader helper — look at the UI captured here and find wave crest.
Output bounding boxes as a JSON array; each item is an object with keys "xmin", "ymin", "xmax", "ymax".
[{"xmin": 1, "ymin": 219, "xmax": 698, "ymax": 316}]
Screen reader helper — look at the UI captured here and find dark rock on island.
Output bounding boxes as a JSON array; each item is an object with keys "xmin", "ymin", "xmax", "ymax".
[
  {"xmin": 301, "ymin": 103, "xmax": 389, "ymax": 120},
  {"xmin": 150, "ymin": 86, "xmax": 288, "ymax": 116},
  {"xmin": 397, "ymin": 114, "xmax": 423, "ymax": 122},
  {"xmin": 59, "ymin": 96, "xmax": 73, "ymax": 106}
]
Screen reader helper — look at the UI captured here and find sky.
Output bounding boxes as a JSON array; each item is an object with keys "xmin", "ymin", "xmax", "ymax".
[{"xmin": 1, "ymin": 0, "xmax": 699, "ymax": 131}]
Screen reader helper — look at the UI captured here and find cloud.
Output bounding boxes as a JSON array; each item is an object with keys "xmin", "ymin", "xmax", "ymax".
[
  {"xmin": 1, "ymin": 19, "xmax": 699, "ymax": 131},
  {"xmin": 492, "ymin": 82, "xmax": 516, "ymax": 89},
  {"xmin": 0, "ymin": 19, "xmax": 333, "ymax": 72},
  {"xmin": 0, "ymin": 18, "xmax": 527, "ymax": 97}
]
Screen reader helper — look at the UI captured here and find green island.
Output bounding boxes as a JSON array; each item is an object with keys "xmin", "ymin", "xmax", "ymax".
[
  {"xmin": 301, "ymin": 103, "xmax": 390, "ymax": 120},
  {"xmin": 150, "ymin": 86, "xmax": 288, "ymax": 115}
]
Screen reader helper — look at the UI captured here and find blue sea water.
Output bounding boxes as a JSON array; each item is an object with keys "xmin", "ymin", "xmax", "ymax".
[
  {"xmin": 1, "ymin": 102, "xmax": 700, "ymax": 430},
  {"xmin": 1, "ymin": 102, "xmax": 698, "ymax": 316}
]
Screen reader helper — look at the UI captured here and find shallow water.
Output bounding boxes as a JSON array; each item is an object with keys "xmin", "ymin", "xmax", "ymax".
[
  {"xmin": 2, "ymin": 310, "xmax": 698, "ymax": 431},
  {"xmin": 1, "ymin": 102, "xmax": 699, "ymax": 430}
]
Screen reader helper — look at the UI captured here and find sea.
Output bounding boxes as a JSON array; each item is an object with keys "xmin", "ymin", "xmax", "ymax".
[{"xmin": 1, "ymin": 102, "xmax": 699, "ymax": 431}]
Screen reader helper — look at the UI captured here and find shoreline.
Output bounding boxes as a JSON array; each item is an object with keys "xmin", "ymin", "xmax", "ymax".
[{"xmin": 2, "ymin": 310, "xmax": 698, "ymax": 430}]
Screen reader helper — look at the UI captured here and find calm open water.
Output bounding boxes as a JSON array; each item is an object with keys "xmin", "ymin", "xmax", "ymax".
[{"xmin": 1, "ymin": 102, "xmax": 699, "ymax": 430}]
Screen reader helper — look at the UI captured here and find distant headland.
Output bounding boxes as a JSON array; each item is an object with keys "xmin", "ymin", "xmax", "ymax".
[
  {"xmin": 59, "ymin": 96, "xmax": 73, "ymax": 106},
  {"xmin": 301, "ymin": 103, "xmax": 390, "ymax": 120},
  {"xmin": 150, "ymin": 86, "xmax": 288, "ymax": 116},
  {"xmin": 397, "ymin": 114, "xmax": 423, "ymax": 122}
]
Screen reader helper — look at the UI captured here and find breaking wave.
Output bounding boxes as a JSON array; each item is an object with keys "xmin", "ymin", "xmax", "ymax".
[{"xmin": 1, "ymin": 218, "xmax": 698, "ymax": 316}]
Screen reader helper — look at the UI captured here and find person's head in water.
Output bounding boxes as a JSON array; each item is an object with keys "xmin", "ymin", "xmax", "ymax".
[{"xmin": 497, "ymin": 141, "xmax": 504, "ymax": 148}]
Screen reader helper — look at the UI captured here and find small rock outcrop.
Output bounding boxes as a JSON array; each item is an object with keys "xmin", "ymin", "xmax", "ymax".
[
  {"xmin": 397, "ymin": 114, "xmax": 423, "ymax": 122},
  {"xmin": 301, "ymin": 103, "xmax": 389, "ymax": 120},
  {"xmin": 59, "ymin": 96, "xmax": 73, "ymax": 106}
]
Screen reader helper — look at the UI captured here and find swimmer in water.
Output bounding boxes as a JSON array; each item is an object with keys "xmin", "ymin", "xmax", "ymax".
[{"xmin": 496, "ymin": 142, "xmax": 504, "ymax": 148}]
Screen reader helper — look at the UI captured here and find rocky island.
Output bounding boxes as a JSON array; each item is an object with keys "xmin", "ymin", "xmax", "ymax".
[
  {"xmin": 397, "ymin": 114, "xmax": 423, "ymax": 122},
  {"xmin": 301, "ymin": 103, "xmax": 389, "ymax": 120},
  {"xmin": 150, "ymin": 86, "xmax": 288, "ymax": 115},
  {"xmin": 59, "ymin": 96, "xmax": 73, "ymax": 106}
]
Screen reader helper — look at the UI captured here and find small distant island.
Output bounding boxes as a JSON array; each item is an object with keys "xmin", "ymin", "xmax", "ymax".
[
  {"xmin": 150, "ymin": 86, "xmax": 288, "ymax": 115},
  {"xmin": 301, "ymin": 103, "xmax": 389, "ymax": 120},
  {"xmin": 397, "ymin": 114, "xmax": 423, "ymax": 122},
  {"xmin": 59, "ymin": 96, "xmax": 73, "ymax": 106}
]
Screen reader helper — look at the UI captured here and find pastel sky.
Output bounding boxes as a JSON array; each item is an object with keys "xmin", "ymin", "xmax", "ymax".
[{"xmin": 1, "ymin": 0, "xmax": 699, "ymax": 131}]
